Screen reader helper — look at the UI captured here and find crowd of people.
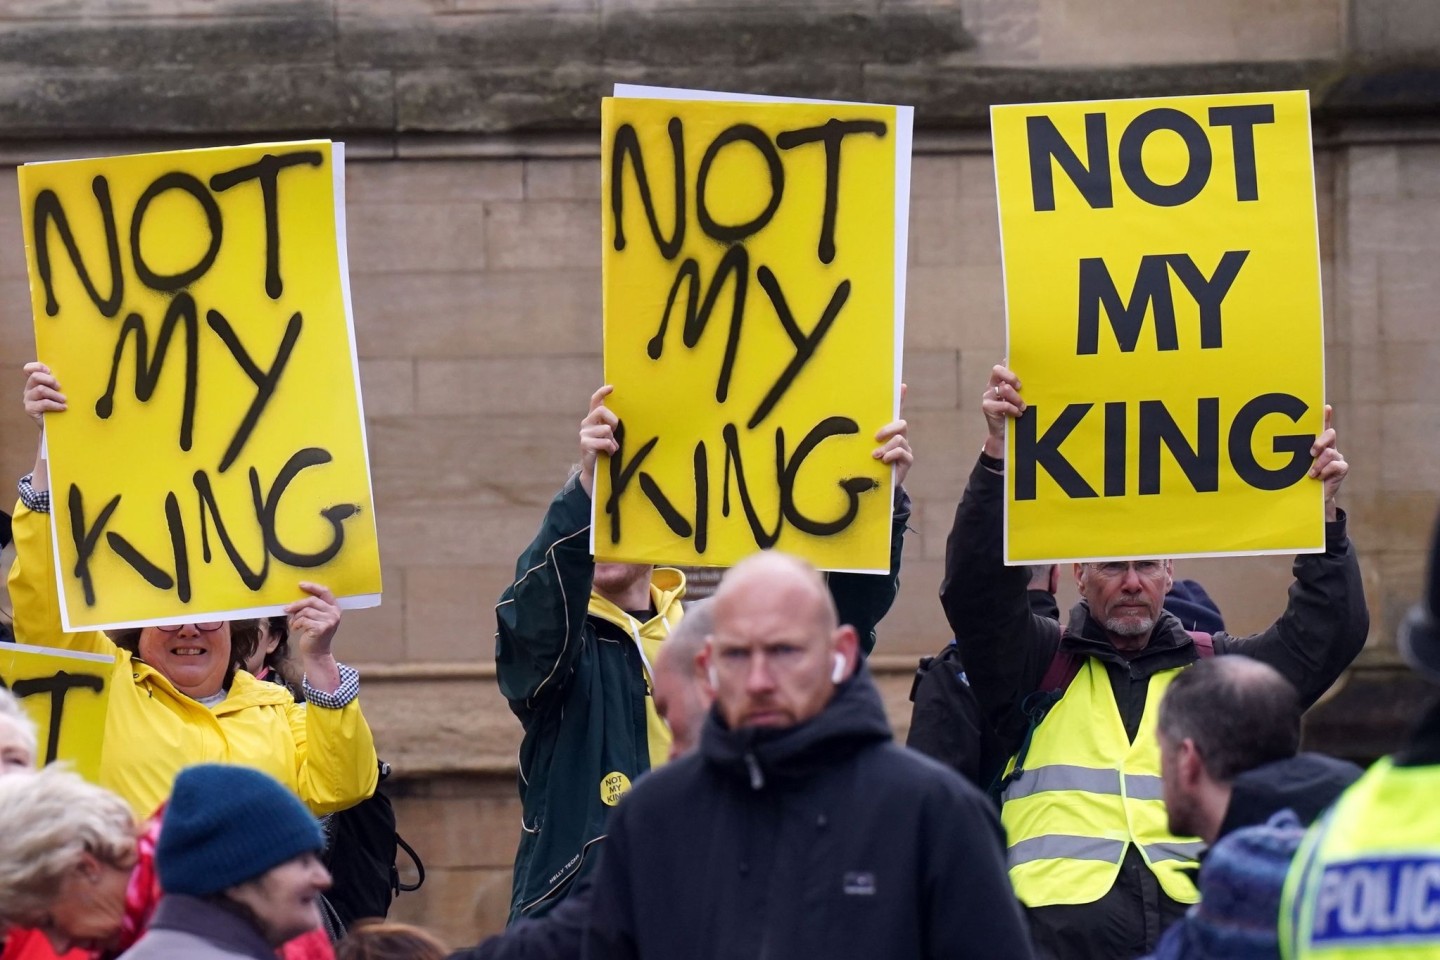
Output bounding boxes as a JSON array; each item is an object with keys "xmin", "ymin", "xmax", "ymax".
[{"xmin": 2, "ymin": 347, "xmax": 1437, "ymax": 960}]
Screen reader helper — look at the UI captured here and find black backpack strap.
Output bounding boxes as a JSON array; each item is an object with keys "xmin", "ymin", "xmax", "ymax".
[
  {"xmin": 989, "ymin": 639, "xmax": 1084, "ymax": 805},
  {"xmin": 395, "ymin": 833, "xmax": 425, "ymax": 893}
]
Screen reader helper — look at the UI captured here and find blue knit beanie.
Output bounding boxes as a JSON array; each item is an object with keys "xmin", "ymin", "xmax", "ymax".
[
  {"xmin": 157, "ymin": 764, "xmax": 325, "ymax": 897},
  {"xmin": 1163, "ymin": 810, "xmax": 1305, "ymax": 960}
]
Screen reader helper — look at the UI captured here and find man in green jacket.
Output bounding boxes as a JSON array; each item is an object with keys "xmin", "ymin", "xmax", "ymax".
[{"xmin": 495, "ymin": 384, "xmax": 912, "ymax": 921}]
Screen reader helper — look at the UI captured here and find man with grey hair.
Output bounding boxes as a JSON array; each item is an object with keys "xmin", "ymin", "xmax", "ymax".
[
  {"xmin": 585, "ymin": 551, "xmax": 1034, "ymax": 960},
  {"xmin": 651, "ymin": 598, "xmax": 714, "ymax": 761},
  {"xmin": 939, "ymin": 363, "xmax": 1369, "ymax": 960}
]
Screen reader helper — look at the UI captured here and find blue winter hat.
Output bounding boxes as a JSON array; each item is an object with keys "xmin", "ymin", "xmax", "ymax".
[
  {"xmin": 157, "ymin": 764, "xmax": 325, "ymax": 897},
  {"xmin": 1165, "ymin": 579, "xmax": 1226, "ymax": 635}
]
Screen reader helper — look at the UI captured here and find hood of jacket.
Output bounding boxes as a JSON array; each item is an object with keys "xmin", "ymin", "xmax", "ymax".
[
  {"xmin": 1218, "ymin": 752, "xmax": 1364, "ymax": 839},
  {"xmin": 699, "ymin": 660, "xmax": 892, "ymax": 790},
  {"xmin": 586, "ymin": 566, "xmax": 686, "ymax": 634}
]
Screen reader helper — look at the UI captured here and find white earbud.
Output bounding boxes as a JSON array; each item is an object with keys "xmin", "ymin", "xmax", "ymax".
[
  {"xmin": 832, "ymin": 652, "xmax": 847, "ymax": 684},
  {"xmin": 707, "ymin": 663, "xmax": 719, "ymax": 688}
]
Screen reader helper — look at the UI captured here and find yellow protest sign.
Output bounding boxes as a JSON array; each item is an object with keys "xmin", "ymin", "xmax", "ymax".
[
  {"xmin": 598, "ymin": 91, "xmax": 910, "ymax": 572},
  {"xmin": 0, "ymin": 641, "xmax": 113, "ymax": 782},
  {"xmin": 991, "ymin": 91, "xmax": 1326, "ymax": 563},
  {"xmin": 18, "ymin": 141, "xmax": 382, "ymax": 629}
]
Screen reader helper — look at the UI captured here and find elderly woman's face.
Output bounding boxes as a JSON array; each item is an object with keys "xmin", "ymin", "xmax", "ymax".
[
  {"xmin": 228, "ymin": 851, "xmax": 332, "ymax": 947},
  {"xmin": 40, "ymin": 848, "xmax": 136, "ymax": 954},
  {"xmin": 137, "ymin": 621, "xmax": 232, "ymax": 699},
  {"xmin": 0, "ymin": 716, "xmax": 35, "ymax": 774}
]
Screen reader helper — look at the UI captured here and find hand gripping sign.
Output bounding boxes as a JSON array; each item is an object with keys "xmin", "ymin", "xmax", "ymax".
[
  {"xmin": 19, "ymin": 141, "xmax": 382, "ymax": 630},
  {"xmin": 991, "ymin": 92, "xmax": 1327, "ymax": 563}
]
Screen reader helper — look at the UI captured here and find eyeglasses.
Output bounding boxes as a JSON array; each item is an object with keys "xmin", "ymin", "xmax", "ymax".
[
  {"xmin": 155, "ymin": 622, "xmax": 225, "ymax": 633},
  {"xmin": 1091, "ymin": 560, "xmax": 1166, "ymax": 578}
]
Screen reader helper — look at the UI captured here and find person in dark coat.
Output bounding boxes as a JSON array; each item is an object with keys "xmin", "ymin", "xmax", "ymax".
[
  {"xmin": 495, "ymin": 385, "xmax": 912, "ymax": 922},
  {"xmin": 1139, "ymin": 656, "xmax": 1362, "ymax": 960},
  {"xmin": 1157, "ymin": 655, "xmax": 1361, "ymax": 848},
  {"xmin": 584, "ymin": 551, "xmax": 1034, "ymax": 960},
  {"xmin": 941, "ymin": 364, "xmax": 1368, "ymax": 960}
]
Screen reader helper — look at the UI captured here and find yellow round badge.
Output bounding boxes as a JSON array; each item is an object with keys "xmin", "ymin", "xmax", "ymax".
[{"xmin": 600, "ymin": 771, "xmax": 632, "ymax": 806}]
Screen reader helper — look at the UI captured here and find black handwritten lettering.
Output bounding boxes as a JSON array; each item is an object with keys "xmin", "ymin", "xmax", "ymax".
[
  {"xmin": 165, "ymin": 492, "xmax": 191, "ymax": 603},
  {"xmin": 775, "ymin": 119, "xmax": 888, "ymax": 264},
  {"xmin": 610, "ymin": 120, "xmax": 686, "ymax": 258},
  {"xmin": 105, "ymin": 531, "xmax": 175, "ymax": 591},
  {"xmin": 68, "ymin": 485, "xmax": 120, "ymax": 608},
  {"xmin": 194, "ymin": 469, "xmax": 268, "ymax": 590},
  {"xmin": 32, "ymin": 177, "xmax": 124, "ymax": 317},
  {"xmin": 11, "ymin": 672, "xmax": 105, "ymax": 766},
  {"xmin": 780, "ymin": 416, "xmax": 877, "ymax": 535},
  {"xmin": 209, "ymin": 151, "xmax": 324, "ymax": 299},
  {"xmin": 749, "ymin": 270, "xmax": 849, "ymax": 429},
  {"xmin": 261, "ymin": 448, "xmax": 359, "ymax": 567},
  {"xmin": 638, "ymin": 473, "xmax": 692, "ymax": 539},
  {"xmin": 206, "ymin": 308, "xmax": 303, "ymax": 472},
  {"xmin": 130, "ymin": 172, "xmax": 223, "ymax": 292},
  {"xmin": 692, "ymin": 441, "xmax": 709, "ymax": 554},
  {"xmin": 720, "ymin": 423, "xmax": 783, "ymax": 549},
  {"xmin": 604, "ymin": 422, "xmax": 659, "ymax": 545},
  {"xmin": 96, "ymin": 292, "xmax": 200, "ymax": 451},
  {"xmin": 649, "ymin": 247, "xmax": 748, "ymax": 404},
  {"xmin": 696, "ymin": 124, "xmax": 784, "ymax": 244}
]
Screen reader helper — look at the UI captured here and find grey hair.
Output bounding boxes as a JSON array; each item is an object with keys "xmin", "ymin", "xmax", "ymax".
[
  {"xmin": 0, "ymin": 687, "xmax": 36, "ymax": 760},
  {"xmin": 0, "ymin": 765, "xmax": 136, "ymax": 926},
  {"xmin": 657, "ymin": 598, "xmax": 714, "ymax": 678}
]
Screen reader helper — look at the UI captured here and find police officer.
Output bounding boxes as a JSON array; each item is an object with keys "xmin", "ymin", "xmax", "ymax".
[{"xmin": 1281, "ymin": 512, "xmax": 1440, "ymax": 958}]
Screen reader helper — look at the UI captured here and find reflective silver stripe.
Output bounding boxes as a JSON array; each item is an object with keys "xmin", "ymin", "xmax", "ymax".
[
  {"xmin": 1124, "ymin": 773, "xmax": 1166, "ymax": 801},
  {"xmin": 1008, "ymin": 835, "xmax": 1128, "ymax": 868},
  {"xmin": 1002, "ymin": 765, "xmax": 1121, "ymax": 803},
  {"xmin": 1144, "ymin": 840, "xmax": 1206, "ymax": 863}
]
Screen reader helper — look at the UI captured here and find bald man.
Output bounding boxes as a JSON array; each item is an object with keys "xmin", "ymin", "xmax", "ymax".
[{"xmin": 584, "ymin": 552, "xmax": 1035, "ymax": 960}]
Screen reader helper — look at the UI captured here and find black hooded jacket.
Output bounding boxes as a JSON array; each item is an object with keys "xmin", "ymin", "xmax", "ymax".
[
  {"xmin": 1216, "ymin": 753, "xmax": 1363, "ymax": 840},
  {"xmin": 582, "ymin": 665, "xmax": 1035, "ymax": 960}
]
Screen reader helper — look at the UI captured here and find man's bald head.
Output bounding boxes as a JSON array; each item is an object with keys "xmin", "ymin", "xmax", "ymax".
[
  {"xmin": 705, "ymin": 551, "xmax": 856, "ymax": 730},
  {"xmin": 713, "ymin": 552, "xmax": 837, "ymax": 636}
]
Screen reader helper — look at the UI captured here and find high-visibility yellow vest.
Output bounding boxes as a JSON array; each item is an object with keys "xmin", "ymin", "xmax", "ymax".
[
  {"xmin": 1000, "ymin": 659, "xmax": 1205, "ymax": 907},
  {"xmin": 1280, "ymin": 758, "xmax": 1440, "ymax": 958}
]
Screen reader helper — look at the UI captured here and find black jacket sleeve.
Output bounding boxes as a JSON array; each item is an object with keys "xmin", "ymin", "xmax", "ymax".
[
  {"xmin": 581, "ymin": 812, "xmax": 639, "ymax": 960},
  {"xmin": 828, "ymin": 487, "xmax": 911, "ymax": 657},
  {"xmin": 495, "ymin": 476, "xmax": 597, "ymax": 710},
  {"xmin": 1215, "ymin": 510, "xmax": 1369, "ymax": 708},
  {"xmin": 940, "ymin": 456, "xmax": 1063, "ymax": 738},
  {"xmin": 924, "ymin": 778, "xmax": 1036, "ymax": 959},
  {"xmin": 448, "ymin": 879, "xmax": 592, "ymax": 960}
]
